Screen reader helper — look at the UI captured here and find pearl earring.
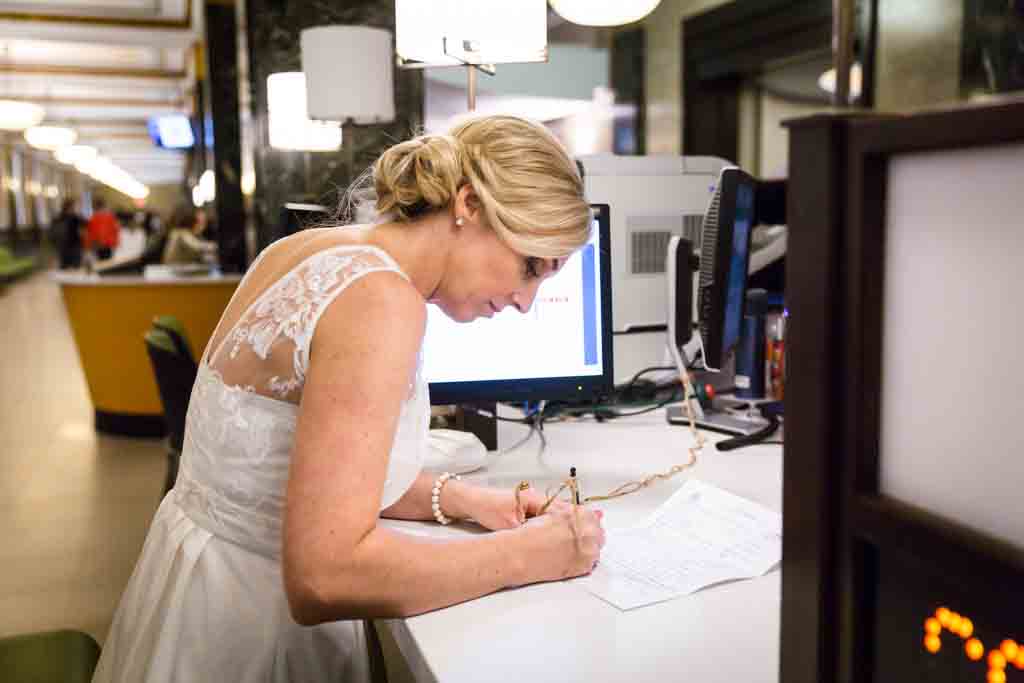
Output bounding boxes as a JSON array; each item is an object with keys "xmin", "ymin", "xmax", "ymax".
[{"xmin": 455, "ymin": 217, "xmax": 465, "ymax": 228}]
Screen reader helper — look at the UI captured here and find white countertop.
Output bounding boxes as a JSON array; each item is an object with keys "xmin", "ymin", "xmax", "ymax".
[
  {"xmin": 52, "ymin": 270, "xmax": 243, "ymax": 286},
  {"xmin": 381, "ymin": 409, "xmax": 784, "ymax": 683}
]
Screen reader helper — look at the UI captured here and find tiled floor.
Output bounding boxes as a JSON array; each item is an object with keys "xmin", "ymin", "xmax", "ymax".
[{"xmin": 0, "ymin": 269, "xmax": 165, "ymax": 644}]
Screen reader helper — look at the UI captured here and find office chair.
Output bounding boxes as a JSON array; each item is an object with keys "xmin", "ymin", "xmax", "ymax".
[
  {"xmin": 144, "ymin": 328, "xmax": 198, "ymax": 495},
  {"xmin": 0, "ymin": 629, "xmax": 101, "ymax": 683},
  {"xmin": 152, "ymin": 314, "xmax": 196, "ymax": 366}
]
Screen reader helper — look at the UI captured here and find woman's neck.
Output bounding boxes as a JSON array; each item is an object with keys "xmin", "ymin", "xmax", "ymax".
[{"xmin": 364, "ymin": 212, "xmax": 453, "ymax": 302}]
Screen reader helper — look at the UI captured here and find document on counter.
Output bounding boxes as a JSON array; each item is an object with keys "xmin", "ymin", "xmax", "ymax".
[{"xmin": 579, "ymin": 479, "xmax": 782, "ymax": 610}]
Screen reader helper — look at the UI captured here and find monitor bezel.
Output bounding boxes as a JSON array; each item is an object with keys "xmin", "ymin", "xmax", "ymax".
[
  {"xmin": 428, "ymin": 203, "xmax": 614, "ymax": 405},
  {"xmin": 698, "ymin": 168, "xmax": 756, "ymax": 372}
]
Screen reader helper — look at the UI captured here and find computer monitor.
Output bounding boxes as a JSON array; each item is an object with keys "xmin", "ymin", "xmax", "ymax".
[
  {"xmin": 147, "ymin": 114, "xmax": 195, "ymax": 149},
  {"xmin": 694, "ymin": 167, "xmax": 756, "ymax": 373},
  {"xmin": 666, "ymin": 167, "xmax": 766, "ymax": 436},
  {"xmin": 423, "ymin": 203, "xmax": 613, "ymax": 406}
]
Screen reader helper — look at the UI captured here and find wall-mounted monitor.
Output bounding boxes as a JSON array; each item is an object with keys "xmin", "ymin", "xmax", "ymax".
[{"xmin": 147, "ymin": 115, "xmax": 195, "ymax": 149}]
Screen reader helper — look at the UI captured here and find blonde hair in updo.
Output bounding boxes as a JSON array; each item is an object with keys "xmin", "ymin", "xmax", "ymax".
[{"xmin": 371, "ymin": 115, "xmax": 591, "ymax": 259}]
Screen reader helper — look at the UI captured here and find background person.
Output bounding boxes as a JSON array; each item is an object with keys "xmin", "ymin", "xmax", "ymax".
[{"xmin": 83, "ymin": 198, "xmax": 120, "ymax": 261}]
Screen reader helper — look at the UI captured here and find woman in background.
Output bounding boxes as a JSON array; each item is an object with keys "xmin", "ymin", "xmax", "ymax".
[{"xmin": 162, "ymin": 205, "xmax": 218, "ymax": 265}]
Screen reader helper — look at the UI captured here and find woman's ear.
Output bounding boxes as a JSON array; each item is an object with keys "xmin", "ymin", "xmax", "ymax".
[{"xmin": 454, "ymin": 184, "xmax": 482, "ymax": 225}]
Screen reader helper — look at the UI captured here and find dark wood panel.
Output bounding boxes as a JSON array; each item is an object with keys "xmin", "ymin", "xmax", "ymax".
[
  {"xmin": 779, "ymin": 114, "xmax": 847, "ymax": 683},
  {"xmin": 853, "ymin": 495, "xmax": 1024, "ymax": 617}
]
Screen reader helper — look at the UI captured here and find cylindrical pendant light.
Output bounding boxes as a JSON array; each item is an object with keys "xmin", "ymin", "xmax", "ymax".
[
  {"xmin": 549, "ymin": 0, "xmax": 662, "ymax": 27},
  {"xmin": 0, "ymin": 100, "xmax": 45, "ymax": 132},
  {"xmin": 266, "ymin": 72, "xmax": 343, "ymax": 152},
  {"xmin": 301, "ymin": 26, "xmax": 395, "ymax": 124}
]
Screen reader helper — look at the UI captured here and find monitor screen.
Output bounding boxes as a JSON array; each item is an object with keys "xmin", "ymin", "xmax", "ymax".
[
  {"xmin": 424, "ymin": 204, "xmax": 613, "ymax": 405},
  {"xmin": 148, "ymin": 115, "xmax": 195, "ymax": 149},
  {"xmin": 697, "ymin": 167, "xmax": 756, "ymax": 372}
]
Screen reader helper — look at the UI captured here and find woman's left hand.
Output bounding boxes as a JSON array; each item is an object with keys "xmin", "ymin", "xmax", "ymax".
[{"xmin": 464, "ymin": 484, "xmax": 570, "ymax": 531}]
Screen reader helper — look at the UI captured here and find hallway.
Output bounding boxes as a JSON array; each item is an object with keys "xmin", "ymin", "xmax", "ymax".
[{"xmin": 0, "ymin": 269, "xmax": 165, "ymax": 644}]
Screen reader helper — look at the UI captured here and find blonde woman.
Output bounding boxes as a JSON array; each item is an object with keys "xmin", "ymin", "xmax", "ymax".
[{"xmin": 94, "ymin": 115, "xmax": 606, "ymax": 682}]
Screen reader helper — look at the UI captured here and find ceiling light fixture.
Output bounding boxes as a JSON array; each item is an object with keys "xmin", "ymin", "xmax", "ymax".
[
  {"xmin": 548, "ymin": 0, "xmax": 662, "ymax": 27},
  {"xmin": 266, "ymin": 72, "xmax": 342, "ymax": 152},
  {"xmin": 301, "ymin": 26, "xmax": 395, "ymax": 124},
  {"xmin": 818, "ymin": 62, "xmax": 864, "ymax": 100},
  {"xmin": 55, "ymin": 145, "xmax": 98, "ymax": 166},
  {"xmin": 0, "ymin": 100, "xmax": 45, "ymax": 132},
  {"xmin": 24, "ymin": 125, "xmax": 77, "ymax": 151}
]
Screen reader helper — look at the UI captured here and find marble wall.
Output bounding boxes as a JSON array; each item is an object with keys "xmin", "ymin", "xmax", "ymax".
[{"xmin": 243, "ymin": 0, "xmax": 423, "ymax": 250}]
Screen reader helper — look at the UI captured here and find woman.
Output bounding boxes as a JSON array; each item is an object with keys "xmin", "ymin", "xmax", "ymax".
[
  {"xmin": 162, "ymin": 206, "xmax": 218, "ymax": 265},
  {"xmin": 93, "ymin": 115, "xmax": 605, "ymax": 682}
]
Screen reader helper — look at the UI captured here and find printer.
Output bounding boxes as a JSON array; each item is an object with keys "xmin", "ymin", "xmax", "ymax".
[{"xmin": 576, "ymin": 154, "xmax": 732, "ymax": 383}]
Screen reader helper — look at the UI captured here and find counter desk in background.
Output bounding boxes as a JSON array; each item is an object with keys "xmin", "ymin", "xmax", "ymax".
[{"xmin": 54, "ymin": 270, "xmax": 242, "ymax": 436}]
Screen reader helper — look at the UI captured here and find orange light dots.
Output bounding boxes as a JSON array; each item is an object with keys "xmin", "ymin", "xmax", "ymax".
[
  {"xmin": 1000, "ymin": 640, "xmax": 1019, "ymax": 661},
  {"xmin": 1014, "ymin": 649, "xmax": 1024, "ymax": 670},
  {"xmin": 987, "ymin": 669, "xmax": 1006, "ymax": 683},
  {"xmin": 967, "ymin": 639, "xmax": 986, "ymax": 661},
  {"xmin": 925, "ymin": 618, "xmax": 942, "ymax": 635},
  {"xmin": 949, "ymin": 613, "xmax": 963, "ymax": 631},
  {"xmin": 925, "ymin": 634, "xmax": 942, "ymax": 654},
  {"xmin": 959, "ymin": 619, "xmax": 974, "ymax": 639},
  {"xmin": 989, "ymin": 651, "xmax": 1007, "ymax": 670},
  {"xmin": 937, "ymin": 607, "xmax": 952, "ymax": 627}
]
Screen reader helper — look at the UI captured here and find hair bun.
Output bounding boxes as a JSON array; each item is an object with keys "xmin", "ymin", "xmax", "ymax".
[{"xmin": 373, "ymin": 134, "xmax": 464, "ymax": 220}]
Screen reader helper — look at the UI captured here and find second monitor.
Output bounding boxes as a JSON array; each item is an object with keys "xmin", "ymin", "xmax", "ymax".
[{"xmin": 423, "ymin": 204, "xmax": 614, "ymax": 408}]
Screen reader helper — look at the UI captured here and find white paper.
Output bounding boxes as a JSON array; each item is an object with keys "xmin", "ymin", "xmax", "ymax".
[{"xmin": 580, "ymin": 479, "xmax": 782, "ymax": 610}]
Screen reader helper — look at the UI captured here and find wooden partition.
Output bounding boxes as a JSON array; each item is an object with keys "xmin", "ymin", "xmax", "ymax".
[{"xmin": 780, "ymin": 101, "xmax": 1024, "ymax": 683}]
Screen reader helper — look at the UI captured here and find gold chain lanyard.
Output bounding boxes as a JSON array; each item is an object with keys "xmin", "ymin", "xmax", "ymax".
[{"xmin": 515, "ymin": 369, "xmax": 707, "ymax": 520}]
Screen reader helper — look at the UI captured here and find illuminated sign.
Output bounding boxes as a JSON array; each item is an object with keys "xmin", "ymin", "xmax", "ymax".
[{"xmin": 924, "ymin": 607, "xmax": 1023, "ymax": 682}]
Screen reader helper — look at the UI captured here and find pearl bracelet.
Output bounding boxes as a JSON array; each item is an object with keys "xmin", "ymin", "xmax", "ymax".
[{"xmin": 431, "ymin": 472, "xmax": 461, "ymax": 525}]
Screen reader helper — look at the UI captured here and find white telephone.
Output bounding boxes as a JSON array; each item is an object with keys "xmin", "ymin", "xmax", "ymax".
[{"xmin": 424, "ymin": 429, "xmax": 488, "ymax": 474}]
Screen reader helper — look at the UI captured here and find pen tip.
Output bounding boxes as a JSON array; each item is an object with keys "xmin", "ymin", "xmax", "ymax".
[{"xmin": 570, "ymin": 466, "xmax": 576, "ymax": 477}]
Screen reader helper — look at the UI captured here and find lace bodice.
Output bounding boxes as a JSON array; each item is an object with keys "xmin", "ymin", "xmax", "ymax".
[{"xmin": 173, "ymin": 243, "xmax": 429, "ymax": 559}]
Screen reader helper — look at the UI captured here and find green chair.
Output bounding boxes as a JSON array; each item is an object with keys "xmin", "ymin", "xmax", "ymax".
[
  {"xmin": 152, "ymin": 314, "xmax": 196, "ymax": 365},
  {"xmin": 0, "ymin": 629, "xmax": 101, "ymax": 683},
  {"xmin": 0, "ymin": 246, "xmax": 36, "ymax": 283}
]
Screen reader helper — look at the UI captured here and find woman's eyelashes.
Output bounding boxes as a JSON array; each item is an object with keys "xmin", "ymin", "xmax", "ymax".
[{"xmin": 524, "ymin": 256, "xmax": 541, "ymax": 281}]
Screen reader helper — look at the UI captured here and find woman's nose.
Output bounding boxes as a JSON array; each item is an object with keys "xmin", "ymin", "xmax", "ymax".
[{"xmin": 512, "ymin": 286, "xmax": 538, "ymax": 313}]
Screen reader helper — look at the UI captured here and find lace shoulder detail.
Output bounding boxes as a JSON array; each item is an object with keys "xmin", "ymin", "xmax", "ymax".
[{"xmin": 208, "ymin": 245, "xmax": 408, "ymax": 402}]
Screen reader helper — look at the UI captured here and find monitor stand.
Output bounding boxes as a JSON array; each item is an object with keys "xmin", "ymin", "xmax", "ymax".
[
  {"xmin": 453, "ymin": 403, "xmax": 498, "ymax": 451},
  {"xmin": 666, "ymin": 397, "xmax": 771, "ymax": 436}
]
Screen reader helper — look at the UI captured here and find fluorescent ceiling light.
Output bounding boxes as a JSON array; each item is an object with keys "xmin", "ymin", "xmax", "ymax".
[
  {"xmin": 24, "ymin": 125, "xmax": 77, "ymax": 151},
  {"xmin": 0, "ymin": 99, "xmax": 45, "ymax": 132},
  {"xmin": 55, "ymin": 145, "xmax": 98, "ymax": 165},
  {"xmin": 549, "ymin": 0, "xmax": 662, "ymax": 27}
]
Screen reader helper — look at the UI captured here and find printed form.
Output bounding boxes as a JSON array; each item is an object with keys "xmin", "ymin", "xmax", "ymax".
[{"xmin": 579, "ymin": 479, "xmax": 782, "ymax": 610}]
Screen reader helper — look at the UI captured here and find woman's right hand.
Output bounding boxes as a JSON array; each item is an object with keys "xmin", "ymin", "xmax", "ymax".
[{"xmin": 516, "ymin": 503, "xmax": 606, "ymax": 584}]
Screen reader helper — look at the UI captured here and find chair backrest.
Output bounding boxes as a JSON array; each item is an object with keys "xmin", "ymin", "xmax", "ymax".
[
  {"xmin": 0, "ymin": 629, "xmax": 101, "ymax": 683},
  {"xmin": 144, "ymin": 328, "xmax": 198, "ymax": 453},
  {"xmin": 152, "ymin": 314, "xmax": 196, "ymax": 365}
]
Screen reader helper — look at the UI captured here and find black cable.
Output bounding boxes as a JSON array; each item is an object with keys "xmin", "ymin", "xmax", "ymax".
[{"xmin": 715, "ymin": 414, "xmax": 780, "ymax": 452}]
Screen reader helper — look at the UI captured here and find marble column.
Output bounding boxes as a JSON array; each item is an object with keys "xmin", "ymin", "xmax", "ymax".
[
  {"xmin": 243, "ymin": 0, "xmax": 424, "ymax": 251},
  {"xmin": 205, "ymin": 1, "xmax": 248, "ymax": 273}
]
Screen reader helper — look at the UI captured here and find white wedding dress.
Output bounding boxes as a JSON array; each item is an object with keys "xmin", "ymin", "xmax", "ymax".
[{"xmin": 93, "ymin": 242, "xmax": 429, "ymax": 682}]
